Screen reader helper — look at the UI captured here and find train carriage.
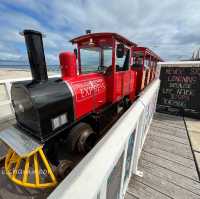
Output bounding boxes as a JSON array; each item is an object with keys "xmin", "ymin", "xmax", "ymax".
[{"xmin": 132, "ymin": 47, "xmax": 163, "ymax": 94}]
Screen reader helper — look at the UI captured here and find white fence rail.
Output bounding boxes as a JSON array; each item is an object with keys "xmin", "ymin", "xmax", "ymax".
[
  {"xmin": 48, "ymin": 79, "xmax": 160, "ymax": 199},
  {"xmin": 0, "ymin": 75, "xmax": 60, "ymax": 122}
]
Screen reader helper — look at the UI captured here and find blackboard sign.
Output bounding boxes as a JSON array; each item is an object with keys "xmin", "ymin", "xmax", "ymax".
[{"xmin": 157, "ymin": 66, "xmax": 200, "ymax": 118}]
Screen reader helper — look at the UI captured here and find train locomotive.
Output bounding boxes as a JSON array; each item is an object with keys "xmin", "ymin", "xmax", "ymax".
[{"xmin": 0, "ymin": 29, "xmax": 162, "ymax": 188}]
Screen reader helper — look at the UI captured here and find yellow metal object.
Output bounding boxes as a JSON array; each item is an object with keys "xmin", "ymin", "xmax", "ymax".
[{"xmin": 5, "ymin": 148, "xmax": 57, "ymax": 189}]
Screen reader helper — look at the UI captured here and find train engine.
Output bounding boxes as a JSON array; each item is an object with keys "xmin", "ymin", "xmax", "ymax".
[{"xmin": 0, "ymin": 29, "xmax": 161, "ymax": 189}]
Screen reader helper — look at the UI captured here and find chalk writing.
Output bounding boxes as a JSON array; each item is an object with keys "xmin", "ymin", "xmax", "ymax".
[{"xmin": 157, "ymin": 66, "xmax": 200, "ymax": 112}]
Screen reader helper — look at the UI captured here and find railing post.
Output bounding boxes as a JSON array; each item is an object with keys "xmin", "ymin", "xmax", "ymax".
[
  {"xmin": 131, "ymin": 113, "xmax": 144, "ymax": 177},
  {"xmin": 5, "ymin": 81, "xmax": 14, "ymax": 113}
]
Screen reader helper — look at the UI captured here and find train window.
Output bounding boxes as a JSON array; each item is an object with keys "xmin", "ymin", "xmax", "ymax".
[
  {"xmin": 132, "ymin": 57, "xmax": 143, "ymax": 68},
  {"xmin": 144, "ymin": 59, "xmax": 149, "ymax": 68},
  {"xmin": 80, "ymin": 47, "xmax": 101, "ymax": 73},
  {"xmin": 103, "ymin": 48, "xmax": 112, "ymax": 66},
  {"xmin": 151, "ymin": 60, "xmax": 155, "ymax": 67},
  {"xmin": 132, "ymin": 52, "xmax": 143, "ymax": 68},
  {"xmin": 116, "ymin": 49, "xmax": 130, "ymax": 72}
]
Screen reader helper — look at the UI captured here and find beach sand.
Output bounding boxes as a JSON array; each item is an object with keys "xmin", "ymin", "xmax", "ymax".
[{"xmin": 0, "ymin": 68, "xmax": 59, "ymax": 80}]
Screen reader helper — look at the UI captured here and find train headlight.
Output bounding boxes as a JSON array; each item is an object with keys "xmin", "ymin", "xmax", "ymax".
[
  {"xmin": 18, "ymin": 104, "xmax": 25, "ymax": 113},
  {"xmin": 51, "ymin": 113, "xmax": 68, "ymax": 130}
]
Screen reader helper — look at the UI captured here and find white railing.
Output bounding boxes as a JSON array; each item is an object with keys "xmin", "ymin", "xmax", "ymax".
[
  {"xmin": 48, "ymin": 79, "xmax": 160, "ymax": 199},
  {"xmin": 0, "ymin": 75, "xmax": 60, "ymax": 122}
]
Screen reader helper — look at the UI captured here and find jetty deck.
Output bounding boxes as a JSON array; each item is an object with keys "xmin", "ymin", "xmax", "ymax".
[
  {"xmin": 125, "ymin": 112, "xmax": 200, "ymax": 199},
  {"xmin": 0, "ymin": 113, "xmax": 200, "ymax": 199}
]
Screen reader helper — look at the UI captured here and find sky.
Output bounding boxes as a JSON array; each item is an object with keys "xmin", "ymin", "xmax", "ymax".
[{"xmin": 0, "ymin": 0, "xmax": 200, "ymax": 65}]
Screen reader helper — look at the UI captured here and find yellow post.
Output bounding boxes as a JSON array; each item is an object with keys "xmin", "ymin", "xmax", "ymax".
[
  {"xmin": 38, "ymin": 149, "xmax": 57, "ymax": 184},
  {"xmin": 34, "ymin": 153, "xmax": 40, "ymax": 185},
  {"xmin": 13, "ymin": 157, "xmax": 21, "ymax": 178},
  {"xmin": 23, "ymin": 157, "xmax": 30, "ymax": 183}
]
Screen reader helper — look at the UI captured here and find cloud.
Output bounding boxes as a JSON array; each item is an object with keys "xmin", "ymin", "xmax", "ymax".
[{"xmin": 0, "ymin": 0, "xmax": 200, "ymax": 64}]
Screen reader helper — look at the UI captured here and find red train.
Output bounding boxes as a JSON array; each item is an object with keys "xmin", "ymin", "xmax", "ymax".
[{"xmin": 5, "ymin": 30, "xmax": 162, "ymax": 187}]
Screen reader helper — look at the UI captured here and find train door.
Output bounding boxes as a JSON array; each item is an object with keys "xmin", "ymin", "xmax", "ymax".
[
  {"xmin": 132, "ymin": 51, "xmax": 144, "ymax": 95},
  {"xmin": 114, "ymin": 44, "xmax": 131, "ymax": 101},
  {"xmin": 153, "ymin": 59, "xmax": 158, "ymax": 79},
  {"xmin": 141, "ymin": 54, "xmax": 146, "ymax": 90},
  {"xmin": 141, "ymin": 53, "xmax": 151, "ymax": 89},
  {"xmin": 146, "ymin": 55, "xmax": 152, "ymax": 85},
  {"xmin": 150, "ymin": 58, "xmax": 155, "ymax": 81}
]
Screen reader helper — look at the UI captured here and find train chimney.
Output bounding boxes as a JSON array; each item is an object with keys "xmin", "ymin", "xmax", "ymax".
[
  {"xmin": 21, "ymin": 29, "xmax": 48, "ymax": 82},
  {"xmin": 86, "ymin": 29, "xmax": 91, "ymax": 34}
]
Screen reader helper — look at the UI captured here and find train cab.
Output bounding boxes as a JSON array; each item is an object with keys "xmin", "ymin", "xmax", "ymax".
[
  {"xmin": 61, "ymin": 32, "xmax": 138, "ymax": 120},
  {"xmin": 132, "ymin": 47, "xmax": 162, "ymax": 95}
]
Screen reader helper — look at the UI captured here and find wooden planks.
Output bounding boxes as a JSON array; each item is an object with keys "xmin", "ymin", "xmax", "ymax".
[
  {"xmin": 127, "ymin": 180, "xmax": 171, "ymax": 199},
  {"xmin": 125, "ymin": 192, "xmax": 139, "ymax": 199},
  {"xmin": 141, "ymin": 151, "xmax": 198, "ymax": 181},
  {"xmin": 152, "ymin": 119, "xmax": 186, "ymax": 130},
  {"xmin": 143, "ymin": 145, "xmax": 195, "ymax": 169},
  {"xmin": 148, "ymin": 129, "xmax": 189, "ymax": 145},
  {"xmin": 138, "ymin": 159, "xmax": 200, "ymax": 196},
  {"xmin": 150, "ymin": 123, "xmax": 188, "ymax": 137},
  {"xmin": 132, "ymin": 171, "xmax": 200, "ymax": 199},
  {"xmin": 144, "ymin": 135, "xmax": 193, "ymax": 160},
  {"xmin": 127, "ymin": 112, "xmax": 200, "ymax": 199}
]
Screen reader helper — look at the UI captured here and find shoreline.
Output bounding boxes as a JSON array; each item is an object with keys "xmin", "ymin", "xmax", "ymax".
[
  {"xmin": 0, "ymin": 67, "xmax": 30, "ymax": 71},
  {"xmin": 0, "ymin": 68, "xmax": 59, "ymax": 80}
]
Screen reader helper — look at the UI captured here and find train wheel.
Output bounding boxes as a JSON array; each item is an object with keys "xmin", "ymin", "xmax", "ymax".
[
  {"xmin": 66, "ymin": 123, "xmax": 97, "ymax": 153},
  {"xmin": 123, "ymin": 97, "xmax": 131, "ymax": 109},
  {"xmin": 55, "ymin": 160, "xmax": 74, "ymax": 180}
]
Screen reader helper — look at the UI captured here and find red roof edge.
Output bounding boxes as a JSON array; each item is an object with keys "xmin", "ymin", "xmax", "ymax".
[{"xmin": 70, "ymin": 32, "xmax": 137, "ymax": 47}]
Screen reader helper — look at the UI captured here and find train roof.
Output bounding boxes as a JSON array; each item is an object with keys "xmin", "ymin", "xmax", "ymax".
[
  {"xmin": 133, "ymin": 47, "xmax": 163, "ymax": 61},
  {"xmin": 70, "ymin": 32, "xmax": 137, "ymax": 47}
]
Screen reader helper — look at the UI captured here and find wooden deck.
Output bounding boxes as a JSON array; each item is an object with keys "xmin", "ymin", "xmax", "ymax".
[{"xmin": 125, "ymin": 112, "xmax": 200, "ymax": 199}]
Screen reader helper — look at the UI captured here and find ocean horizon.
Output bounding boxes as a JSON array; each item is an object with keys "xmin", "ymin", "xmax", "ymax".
[{"xmin": 0, "ymin": 62, "xmax": 60, "ymax": 71}]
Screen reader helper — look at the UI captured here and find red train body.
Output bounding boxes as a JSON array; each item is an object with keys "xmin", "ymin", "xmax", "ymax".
[
  {"xmin": 59, "ymin": 33, "xmax": 162, "ymax": 121},
  {"xmin": 10, "ymin": 30, "xmax": 162, "ymax": 174},
  {"xmin": 132, "ymin": 47, "xmax": 163, "ymax": 94},
  {"xmin": 60, "ymin": 33, "xmax": 138, "ymax": 120}
]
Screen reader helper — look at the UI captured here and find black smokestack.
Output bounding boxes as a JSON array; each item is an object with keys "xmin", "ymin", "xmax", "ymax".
[
  {"xmin": 21, "ymin": 29, "xmax": 48, "ymax": 82},
  {"xmin": 86, "ymin": 29, "xmax": 91, "ymax": 34}
]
